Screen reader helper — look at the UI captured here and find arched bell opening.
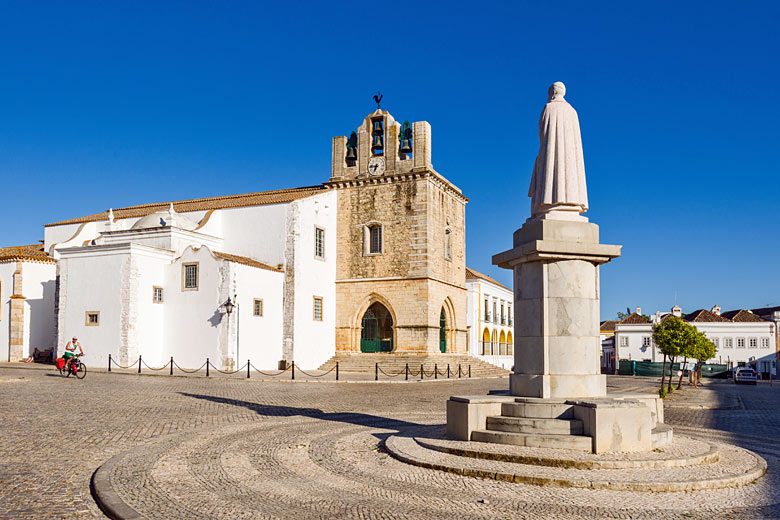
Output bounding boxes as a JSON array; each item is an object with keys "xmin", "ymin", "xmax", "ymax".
[{"xmin": 360, "ymin": 302, "xmax": 394, "ymax": 353}]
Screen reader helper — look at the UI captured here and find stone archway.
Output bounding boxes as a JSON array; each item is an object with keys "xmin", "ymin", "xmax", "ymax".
[{"xmin": 360, "ymin": 302, "xmax": 394, "ymax": 353}]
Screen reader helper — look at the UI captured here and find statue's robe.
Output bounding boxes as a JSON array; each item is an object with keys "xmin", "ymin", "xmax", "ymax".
[{"xmin": 528, "ymin": 99, "xmax": 588, "ymax": 216}]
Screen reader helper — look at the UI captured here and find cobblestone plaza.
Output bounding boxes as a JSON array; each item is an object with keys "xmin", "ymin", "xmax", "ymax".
[{"xmin": 1, "ymin": 366, "xmax": 779, "ymax": 519}]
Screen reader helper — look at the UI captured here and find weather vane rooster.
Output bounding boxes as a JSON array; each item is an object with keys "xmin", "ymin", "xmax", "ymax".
[{"xmin": 373, "ymin": 91, "xmax": 383, "ymax": 109}]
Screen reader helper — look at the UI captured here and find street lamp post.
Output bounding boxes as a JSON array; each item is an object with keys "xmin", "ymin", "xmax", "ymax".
[{"xmin": 224, "ymin": 297, "xmax": 238, "ymax": 368}]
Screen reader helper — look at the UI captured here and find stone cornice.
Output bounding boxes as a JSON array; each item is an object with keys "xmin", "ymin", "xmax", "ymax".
[{"xmin": 324, "ymin": 170, "xmax": 469, "ymax": 203}]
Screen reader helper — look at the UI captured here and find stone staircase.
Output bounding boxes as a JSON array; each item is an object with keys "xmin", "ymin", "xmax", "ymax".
[
  {"xmin": 471, "ymin": 399, "xmax": 592, "ymax": 450},
  {"xmin": 317, "ymin": 354, "xmax": 510, "ymax": 378}
]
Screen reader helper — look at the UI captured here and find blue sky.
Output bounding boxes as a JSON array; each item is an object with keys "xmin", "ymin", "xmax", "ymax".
[{"xmin": 1, "ymin": 1, "xmax": 778, "ymax": 318}]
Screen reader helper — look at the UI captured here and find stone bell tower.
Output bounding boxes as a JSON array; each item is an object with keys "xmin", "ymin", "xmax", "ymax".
[{"xmin": 327, "ymin": 107, "xmax": 468, "ymax": 354}]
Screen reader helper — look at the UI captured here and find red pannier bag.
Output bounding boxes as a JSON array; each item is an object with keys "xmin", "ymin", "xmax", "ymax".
[{"xmin": 55, "ymin": 358, "xmax": 65, "ymax": 370}]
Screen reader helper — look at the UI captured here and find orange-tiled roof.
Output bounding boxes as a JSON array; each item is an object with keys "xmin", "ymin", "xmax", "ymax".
[
  {"xmin": 0, "ymin": 244, "xmax": 55, "ymax": 264},
  {"xmin": 213, "ymin": 251, "xmax": 283, "ymax": 273},
  {"xmin": 600, "ymin": 320, "xmax": 618, "ymax": 332},
  {"xmin": 721, "ymin": 309, "xmax": 767, "ymax": 323},
  {"xmin": 465, "ymin": 267, "xmax": 510, "ymax": 291},
  {"xmin": 619, "ymin": 313, "xmax": 651, "ymax": 324},
  {"xmin": 45, "ymin": 185, "xmax": 327, "ymax": 227},
  {"xmin": 682, "ymin": 309, "xmax": 731, "ymax": 323}
]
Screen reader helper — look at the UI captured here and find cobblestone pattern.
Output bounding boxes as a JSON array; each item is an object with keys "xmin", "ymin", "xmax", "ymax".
[{"xmin": 1, "ymin": 368, "xmax": 779, "ymax": 519}]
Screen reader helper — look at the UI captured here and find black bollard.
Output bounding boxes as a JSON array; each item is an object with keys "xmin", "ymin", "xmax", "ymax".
[
  {"xmin": 292, "ymin": 361, "xmax": 295, "ymax": 380},
  {"xmin": 108, "ymin": 354, "xmax": 112, "ymax": 372},
  {"xmin": 375, "ymin": 362, "xmax": 378, "ymax": 381},
  {"xmin": 247, "ymin": 360, "xmax": 250, "ymax": 379},
  {"xmin": 405, "ymin": 363, "xmax": 409, "ymax": 381},
  {"xmin": 469, "ymin": 365, "xmax": 471, "ymax": 378},
  {"xmin": 206, "ymin": 358, "xmax": 210, "ymax": 377},
  {"xmin": 138, "ymin": 355, "xmax": 142, "ymax": 374},
  {"xmin": 447, "ymin": 364, "xmax": 450, "ymax": 379},
  {"xmin": 458, "ymin": 364, "xmax": 461, "ymax": 378},
  {"xmin": 336, "ymin": 362, "xmax": 339, "ymax": 381},
  {"xmin": 170, "ymin": 356, "xmax": 173, "ymax": 376},
  {"xmin": 434, "ymin": 363, "xmax": 438, "ymax": 380},
  {"xmin": 420, "ymin": 363, "xmax": 424, "ymax": 380}
]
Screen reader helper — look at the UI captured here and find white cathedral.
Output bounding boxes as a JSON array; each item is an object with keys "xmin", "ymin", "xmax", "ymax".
[{"xmin": 0, "ymin": 109, "xmax": 514, "ymax": 371}]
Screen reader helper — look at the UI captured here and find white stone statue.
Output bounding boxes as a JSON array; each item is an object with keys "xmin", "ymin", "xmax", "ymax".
[{"xmin": 528, "ymin": 82, "xmax": 588, "ymax": 220}]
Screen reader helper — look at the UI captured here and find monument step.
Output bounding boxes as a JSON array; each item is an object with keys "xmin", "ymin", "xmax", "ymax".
[
  {"xmin": 501, "ymin": 401, "xmax": 575, "ymax": 419},
  {"xmin": 486, "ymin": 416, "xmax": 584, "ymax": 435},
  {"xmin": 471, "ymin": 430, "xmax": 592, "ymax": 451},
  {"xmin": 652, "ymin": 423, "xmax": 674, "ymax": 449}
]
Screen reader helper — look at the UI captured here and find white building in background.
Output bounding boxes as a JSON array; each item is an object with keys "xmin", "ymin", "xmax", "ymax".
[
  {"xmin": 465, "ymin": 267, "xmax": 514, "ymax": 369},
  {"xmin": 614, "ymin": 305, "xmax": 777, "ymax": 378},
  {"xmin": 0, "ymin": 245, "xmax": 57, "ymax": 362}
]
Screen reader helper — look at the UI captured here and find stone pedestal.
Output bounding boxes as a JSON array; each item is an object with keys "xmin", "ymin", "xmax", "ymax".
[{"xmin": 493, "ymin": 218, "xmax": 621, "ymax": 399}]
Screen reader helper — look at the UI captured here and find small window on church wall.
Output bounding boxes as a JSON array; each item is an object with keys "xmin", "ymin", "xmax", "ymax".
[
  {"xmin": 314, "ymin": 227, "xmax": 325, "ymax": 259},
  {"xmin": 183, "ymin": 263, "xmax": 199, "ymax": 290},
  {"xmin": 85, "ymin": 311, "xmax": 100, "ymax": 326},
  {"xmin": 369, "ymin": 225, "xmax": 382, "ymax": 254},
  {"xmin": 153, "ymin": 286, "xmax": 164, "ymax": 304},
  {"xmin": 313, "ymin": 296, "xmax": 323, "ymax": 321},
  {"xmin": 253, "ymin": 299, "xmax": 263, "ymax": 317}
]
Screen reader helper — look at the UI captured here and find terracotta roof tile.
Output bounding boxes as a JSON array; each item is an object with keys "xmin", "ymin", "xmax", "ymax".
[
  {"xmin": 45, "ymin": 185, "xmax": 327, "ymax": 227},
  {"xmin": 0, "ymin": 244, "xmax": 55, "ymax": 264},
  {"xmin": 721, "ymin": 309, "xmax": 767, "ymax": 323},
  {"xmin": 213, "ymin": 251, "xmax": 283, "ymax": 273},
  {"xmin": 465, "ymin": 267, "xmax": 510, "ymax": 291},
  {"xmin": 600, "ymin": 320, "xmax": 618, "ymax": 332},
  {"xmin": 750, "ymin": 305, "xmax": 780, "ymax": 319},
  {"xmin": 619, "ymin": 313, "xmax": 651, "ymax": 324},
  {"xmin": 682, "ymin": 309, "xmax": 730, "ymax": 323}
]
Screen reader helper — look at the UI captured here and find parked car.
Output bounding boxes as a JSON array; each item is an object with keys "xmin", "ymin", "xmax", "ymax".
[{"xmin": 734, "ymin": 367, "xmax": 758, "ymax": 385}]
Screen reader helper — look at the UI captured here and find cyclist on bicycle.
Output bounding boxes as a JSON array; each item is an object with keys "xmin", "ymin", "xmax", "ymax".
[{"xmin": 63, "ymin": 337, "xmax": 83, "ymax": 371}]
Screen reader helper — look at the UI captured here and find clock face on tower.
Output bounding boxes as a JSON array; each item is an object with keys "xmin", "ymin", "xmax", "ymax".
[{"xmin": 368, "ymin": 157, "xmax": 385, "ymax": 176}]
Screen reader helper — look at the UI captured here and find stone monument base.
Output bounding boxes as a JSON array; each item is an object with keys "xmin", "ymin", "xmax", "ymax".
[
  {"xmin": 510, "ymin": 373, "xmax": 607, "ymax": 400},
  {"xmin": 446, "ymin": 393, "xmax": 669, "ymax": 454}
]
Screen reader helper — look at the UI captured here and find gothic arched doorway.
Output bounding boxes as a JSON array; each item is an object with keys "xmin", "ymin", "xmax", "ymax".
[
  {"xmin": 439, "ymin": 308, "xmax": 447, "ymax": 352},
  {"xmin": 361, "ymin": 302, "xmax": 393, "ymax": 353}
]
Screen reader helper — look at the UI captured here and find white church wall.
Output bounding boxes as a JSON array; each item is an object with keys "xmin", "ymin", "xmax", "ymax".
[
  {"xmin": 218, "ymin": 203, "xmax": 288, "ymax": 268},
  {"xmin": 232, "ymin": 263, "xmax": 283, "ymax": 369},
  {"xmin": 291, "ymin": 191, "xmax": 337, "ymax": 369},
  {"xmin": 132, "ymin": 253, "xmax": 167, "ymax": 366},
  {"xmin": 57, "ymin": 249, "xmax": 126, "ymax": 367},
  {"xmin": 0, "ymin": 263, "xmax": 16, "ymax": 361},
  {"xmin": 466, "ymin": 278, "xmax": 514, "ymax": 369},
  {"xmin": 22, "ymin": 262, "xmax": 57, "ymax": 356},
  {"xmin": 163, "ymin": 246, "xmax": 226, "ymax": 369}
]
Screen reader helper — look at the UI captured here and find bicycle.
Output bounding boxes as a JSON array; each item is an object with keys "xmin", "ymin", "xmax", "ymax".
[{"xmin": 59, "ymin": 353, "xmax": 87, "ymax": 380}]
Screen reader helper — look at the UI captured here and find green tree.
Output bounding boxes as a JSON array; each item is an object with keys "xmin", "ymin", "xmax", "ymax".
[
  {"xmin": 653, "ymin": 317, "xmax": 696, "ymax": 394},
  {"xmin": 688, "ymin": 330, "xmax": 717, "ymax": 387}
]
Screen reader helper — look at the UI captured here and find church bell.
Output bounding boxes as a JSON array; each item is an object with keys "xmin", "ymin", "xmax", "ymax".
[
  {"xmin": 345, "ymin": 146, "xmax": 357, "ymax": 160},
  {"xmin": 371, "ymin": 134, "xmax": 384, "ymax": 150},
  {"xmin": 372, "ymin": 120, "xmax": 383, "ymax": 133},
  {"xmin": 400, "ymin": 139, "xmax": 412, "ymax": 154}
]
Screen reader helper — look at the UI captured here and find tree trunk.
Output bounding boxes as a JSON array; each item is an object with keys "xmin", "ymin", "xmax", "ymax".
[
  {"xmin": 667, "ymin": 357, "xmax": 675, "ymax": 393},
  {"xmin": 695, "ymin": 360, "xmax": 704, "ymax": 387},
  {"xmin": 660, "ymin": 354, "xmax": 667, "ymax": 389},
  {"xmin": 677, "ymin": 356, "xmax": 688, "ymax": 389}
]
